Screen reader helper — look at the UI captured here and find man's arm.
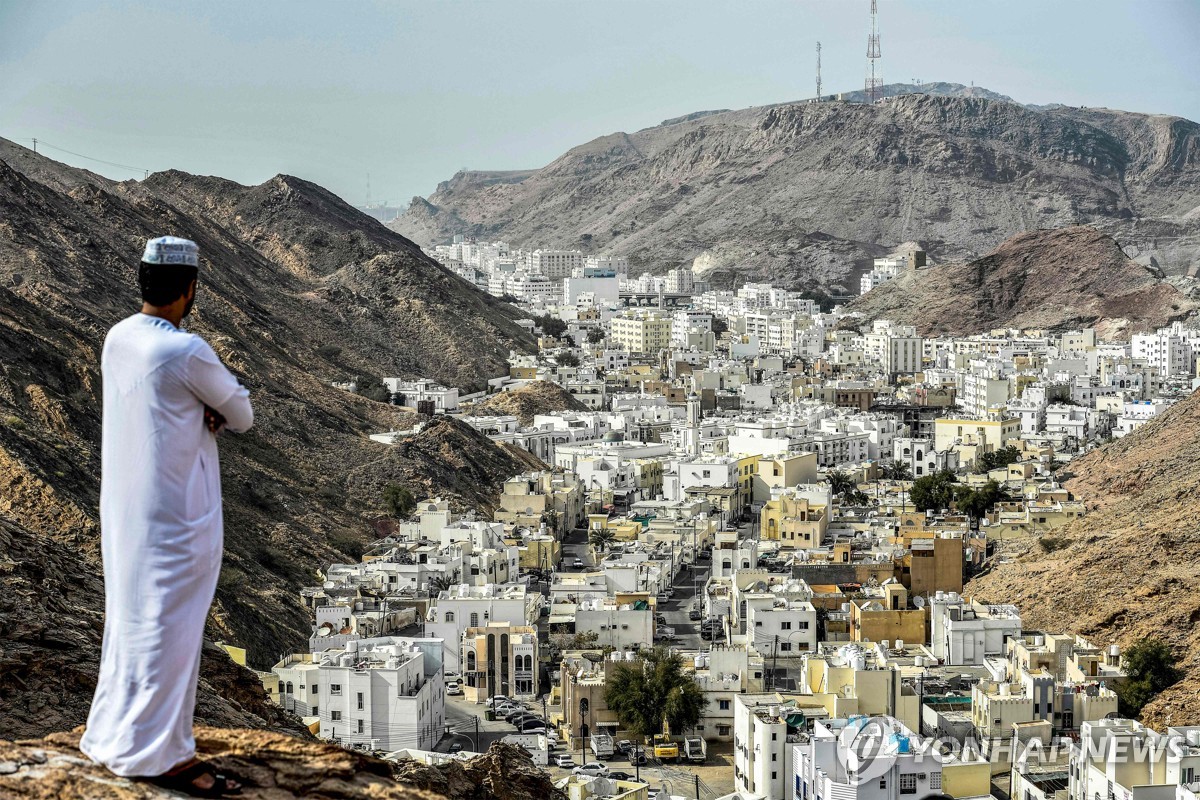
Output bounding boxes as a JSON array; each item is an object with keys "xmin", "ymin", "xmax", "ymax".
[{"xmin": 184, "ymin": 341, "xmax": 254, "ymax": 433}]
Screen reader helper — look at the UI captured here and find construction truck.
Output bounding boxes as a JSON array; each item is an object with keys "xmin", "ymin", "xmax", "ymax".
[
  {"xmin": 590, "ymin": 732, "xmax": 615, "ymax": 760},
  {"xmin": 683, "ymin": 736, "xmax": 707, "ymax": 763},
  {"xmin": 651, "ymin": 733, "xmax": 679, "ymax": 762}
]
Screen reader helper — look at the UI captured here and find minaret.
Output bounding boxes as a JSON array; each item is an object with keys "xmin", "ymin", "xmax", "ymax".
[{"xmin": 684, "ymin": 392, "xmax": 702, "ymax": 456}]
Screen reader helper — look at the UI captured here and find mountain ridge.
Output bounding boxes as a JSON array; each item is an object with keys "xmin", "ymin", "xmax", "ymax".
[
  {"xmin": 844, "ymin": 226, "xmax": 1197, "ymax": 338},
  {"xmin": 393, "ymin": 88, "xmax": 1200, "ymax": 292}
]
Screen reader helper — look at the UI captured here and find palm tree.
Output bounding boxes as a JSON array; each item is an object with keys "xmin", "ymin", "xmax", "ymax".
[
  {"xmin": 882, "ymin": 460, "xmax": 913, "ymax": 481},
  {"xmin": 589, "ymin": 527, "xmax": 617, "ymax": 554},
  {"xmin": 826, "ymin": 470, "xmax": 855, "ymax": 496},
  {"xmin": 427, "ymin": 573, "xmax": 456, "ymax": 597}
]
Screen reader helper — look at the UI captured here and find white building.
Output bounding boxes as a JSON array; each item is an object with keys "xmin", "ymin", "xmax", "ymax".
[
  {"xmin": 317, "ymin": 637, "xmax": 445, "ymax": 752},
  {"xmin": 425, "ymin": 584, "xmax": 537, "ymax": 672},
  {"xmin": 794, "ymin": 716, "xmax": 981, "ymax": 800},
  {"xmin": 929, "ymin": 591, "xmax": 1022, "ymax": 666}
]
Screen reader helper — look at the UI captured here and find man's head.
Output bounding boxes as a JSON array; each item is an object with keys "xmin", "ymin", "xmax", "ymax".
[{"xmin": 139, "ymin": 236, "xmax": 199, "ymax": 318}]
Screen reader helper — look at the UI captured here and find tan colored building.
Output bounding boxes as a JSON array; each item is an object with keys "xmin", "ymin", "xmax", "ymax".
[
  {"xmin": 849, "ymin": 582, "xmax": 926, "ymax": 646},
  {"xmin": 609, "ymin": 312, "xmax": 672, "ymax": 354},
  {"xmin": 751, "ymin": 452, "xmax": 819, "ymax": 504},
  {"xmin": 461, "ymin": 622, "xmax": 539, "ymax": 701},
  {"xmin": 759, "ymin": 492, "xmax": 828, "ymax": 549}
]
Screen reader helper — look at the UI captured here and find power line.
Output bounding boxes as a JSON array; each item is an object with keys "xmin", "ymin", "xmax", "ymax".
[{"xmin": 13, "ymin": 137, "xmax": 152, "ymax": 178}]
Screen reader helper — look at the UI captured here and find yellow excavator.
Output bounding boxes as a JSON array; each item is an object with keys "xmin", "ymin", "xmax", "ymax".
[{"xmin": 650, "ymin": 730, "xmax": 679, "ymax": 762}]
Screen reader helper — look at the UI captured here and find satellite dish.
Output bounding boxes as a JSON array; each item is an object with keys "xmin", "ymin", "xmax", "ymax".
[{"xmin": 913, "ymin": 596, "xmax": 926, "ymax": 609}]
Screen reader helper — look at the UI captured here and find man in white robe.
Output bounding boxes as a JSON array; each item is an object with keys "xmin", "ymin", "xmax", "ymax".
[{"xmin": 81, "ymin": 236, "xmax": 253, "ymax": 795}]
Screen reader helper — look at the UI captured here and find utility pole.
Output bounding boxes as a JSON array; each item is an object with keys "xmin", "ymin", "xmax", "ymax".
[
  {"xmin": 31, "ymin": 138, "xmax": 37, "ymax": 154},
  {"xmin": 695, "ymin": 774, "xmax": 701, "ymax": 800},
  {"xmin": 771, "ymin": 634, "xmax": 779, "ymax": 691},
  {"xmin": 865, "ymin": 0, "xmax": 882, "ymax": 104},
  {"xmin": 815, "ymin": 42, "xmax": 822, "ymax": 100},
  {"xmin": 473, "ymin": 716, "xmax": 479, "ymax": 752}
]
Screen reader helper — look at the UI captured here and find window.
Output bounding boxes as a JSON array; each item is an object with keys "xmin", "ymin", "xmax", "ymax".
[
  {"xmin": 930, "ymin": 774, "xmax": 941, "ymax": 790},
  {"xmin": 444, "ymin": 611, "xmax": 455, "ymax": 623},
  {"xmin": 879, "ymin": 778, "xmax": 887, "ymax": 789},
  {"xmin": 331, "ymin": 710, "xmax": 342, "ymax": 721},
  {"xmin": 357, "ymin": 719, "xmax": 364, "ymax": 734},
  {"xmin": 780, "ymin": 642, "xmax": 792, "ymax": 652},
  {"xmin": 772, "ymin": 753, "xmax": 777, "ymax": 761},
  {"xmin": 799, "ymin": 621, "xmax": 809, "ymax": 630},
  {"xmin": 899, "ymin": 774, "xmax": 917, "ymax": 794},
  {"xmin": 781, "ymin": 621, "xmax": 792, "ymax": 630},
  {"xmin": 329, "ymin": 684, "xmax": 342, "ymax": 696},
  {"xmin": 718, "ymin": 725, "xmax": 731, "ymax": 737},
  {"xmin": 470, "ymin": 613, "xmax": 479, "ymax": 627},
  {"xmin": 755, "ymin": 621, "xmax": 763, "ymax": 627},
  {"xmin": 356, "ymin": 693, "xmax": 364, "ymax": 710},
  {"xmin": 719, "ymin": 700, "xmax": 731, "ymax": 710}
]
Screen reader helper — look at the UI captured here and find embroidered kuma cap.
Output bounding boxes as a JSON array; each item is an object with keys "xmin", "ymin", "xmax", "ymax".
[{"xmin": 142, "ymin": 236, "xmax": 199, "ymax": 267}]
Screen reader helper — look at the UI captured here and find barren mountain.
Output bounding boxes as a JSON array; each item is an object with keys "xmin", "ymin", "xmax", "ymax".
[
  {"xmin": 393, "ymin": 88, "xmax": 1200, "ymax": 293},
  {"xmin": 844, "ymin": 226, "xmax": 1196, "ymax": 338},
  {"xmin": 0, "ymin": 138, "xmax": 539, "ymax": 736},
  {"xmin": 459, "ymin": 380, "xmax": 587, "ymax": 425},
  {"xmin": 969, "ymin": 389, "xmax": 1200, "ymax": 727}
]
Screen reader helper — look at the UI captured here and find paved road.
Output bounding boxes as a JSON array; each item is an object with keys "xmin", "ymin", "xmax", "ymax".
[
  {"xmin": 658, "ymin": 563, "xmax": 708, "ymax": 651},
  {"xmin": 435, "ymin": 695, "xmax": 551, "ymax": 754}
]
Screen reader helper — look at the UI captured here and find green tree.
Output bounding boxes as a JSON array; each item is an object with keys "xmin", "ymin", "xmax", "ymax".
[
  {"xmin": 557, "ymin": 351, "xmax": 581, "ymax": 368},
  {"xmin": 1116, "ymin": 638, "xmax": 1183, "ymax": 719},
  {"xmin": 587, "ymin": 327, "xmax": 606, "ymax": 344},
  {"xmin": 909, "ymin": 469, "xmax": 959, "ymax": 512},
  {"xmin": 710, "ymin": 318, "xmax": 729, "ymax": 336},
  {"xmin": 976, "ymin": 445, "xmax": 1022, "ymax": 474},
  {"xmin": 843, "ymin": 489, "xmax": 872, "ymax": 506},
  {"xmin": 352, "ymin": 374, "xmax": 392, "ymax": 403},
  {"xmin": 604, "ymin": 647, "xmax": 706, "ymax": 737},
  {"xmin": 382, "ymin": 484, "xmax": 416, "ymax": 519},
  {"xmin": 826, "ymin": 470, "xmax": 856, "ymax": 496},
  {"xmin": 427, "ymin": 573, "xmax": 456, "ymax": 596},
  {"xmin": 536, "ymin": 314, "xmax": 568, "ymax": 339},
  {"xmin": 881, "ymin": 460, "xmax": 913, "ymax": 481},
  {"xmin": 953, "ymin": 480, "xmax": 1011, "ymax": 526},
  {"xmin": 589, "ymin": 527, "xmax": 617, "ymax": 554}
]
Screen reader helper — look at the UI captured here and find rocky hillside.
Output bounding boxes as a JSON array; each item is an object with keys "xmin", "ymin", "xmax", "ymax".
[
  {"xmin": 460, "ymin": 381, "xmax": 587, "ymax": 425},
  {"xmin": 0, "ymin": 138, "xmax": 540, "ymax": 736},
  {"xmin": 969, "ymin": 389, "xmax": 1200, "ymax": 727},
  {"xmin": 0, "ymin": 728, "xmax": 561, "ymax": 800},
  {"xmin": 393, "ymin": 91, "xmax": 1200, "ymax": 292},
  {"xmin": 844, "ymin": 226, "xmax": 1196, "ymax": 338}
]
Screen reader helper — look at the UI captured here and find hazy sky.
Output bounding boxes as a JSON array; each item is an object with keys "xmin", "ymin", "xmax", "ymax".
[{"xmin": 2, "ymin": 1, "xmax": 1197, "ymax": 207}]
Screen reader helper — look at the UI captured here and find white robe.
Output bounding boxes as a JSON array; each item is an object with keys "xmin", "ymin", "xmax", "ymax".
[{"xmin": 80, "ymin": 313, "xmax": 253, "ymax": 777}]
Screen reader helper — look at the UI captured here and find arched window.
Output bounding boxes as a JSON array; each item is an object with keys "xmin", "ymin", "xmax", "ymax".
[
  {"xmin": 444, "ymin": 611, "xmax": 455, "ymax": 623},
  {"xmin": 285, "ymin": 682, "xmax": 294, "ymax": 694},
  {"xmin": 915, "ymin": 450, "xmax": 923, "ymax": 461},
  {"xmin": 466, "ymin": 651, "xmax": 476, "ymax": 671}
]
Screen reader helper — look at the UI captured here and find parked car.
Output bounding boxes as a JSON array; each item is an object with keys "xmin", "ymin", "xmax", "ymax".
[
  {"xmin": 628, "ymin": 750, "xmax": 648, "ymax": 765},
  {"xmin": 688, "ymin": 608, "xmax": 703, "ymax": 621},
  {"xmin": 446, "ymin": 682, "xmax": 463, "ymax": 696},
  {"xmin": 572, "ymin": 557, "xmax": 585, "ymax": 568},
  {"xmin": 554, "ymin": 754, "xmax": 575, "ymax": 768},
  {"xmin": 449, "ymin": 743, "xmax": 463, "ymax": 754},
  {"xmin": 518, "ymin": 718, "xmax": 548, "ymax": 732},
  {"xmin": 655, "ymin": 593, "xmax": 670, "ymax": 605},
  {"xmin": 573, "ymin": 763, "xmax": 610, "ymax": 778},
  {"xmin": 485, "ymin": 695, "xmax": 510, "ymax": 708},
  {"xmin": 609, "ymin": 771, "xmax": 635, "ymax": 781},
  {"xmin": 521, "ymin": 726, "xmax": 547, "ymax": 736}
]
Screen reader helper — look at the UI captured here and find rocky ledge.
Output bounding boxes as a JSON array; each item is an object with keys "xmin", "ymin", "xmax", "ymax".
[{"xmin": 0, "ymin": 727, "xmax": 559, "ymax": 799}]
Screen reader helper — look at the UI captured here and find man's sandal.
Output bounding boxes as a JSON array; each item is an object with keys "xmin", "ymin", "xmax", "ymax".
[{"xmin": 144, "ymin": 758, "xmax": 243, "ymax": 797}]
